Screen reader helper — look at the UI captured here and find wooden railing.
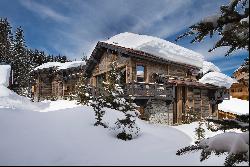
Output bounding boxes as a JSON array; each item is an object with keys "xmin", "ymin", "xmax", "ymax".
[{"xmin": 91, "ymin": 82, "xmax": 175, "ymax": 100}]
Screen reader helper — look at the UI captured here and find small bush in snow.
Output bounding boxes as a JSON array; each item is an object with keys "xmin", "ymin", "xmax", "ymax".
[
  {"xmin": 195, "ymin": 121, "xmax": 205, "ymax": 141},
  {"xmin": 113, "ymin": 111, "xmax": 140, "ymax": 141}
]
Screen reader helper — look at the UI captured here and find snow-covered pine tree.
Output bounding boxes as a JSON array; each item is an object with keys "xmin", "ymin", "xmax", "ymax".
[
  {"xmin": 91, "ymin": 95, "xmax": 108, "ymax": 128},
  {"xmin": 12, "ymin": 27, "xmax": 32, "ymax": 96},
  {"xmin": 0, "ymin": 18, "xmax": 13, "ymax": 64},
  {"xmin": 176, "ymin": 131, "xmax": 249, "ymax": 166},
  {"xmin": 175, "ymin": 0, "xmax": 249, "ymax": 165},
  {"xmin": 103, "ymin": 61, "xmax": 122, "ymax": 110},
  {"xmin": 207, "ymin": 114, "xmax": 249, "ymax": 132},
  {"xmin": 195, "ymin": 121, "xmax": 205, "ymax": 141},
  {"xmin": 104, "ymin": 61, "xmax": 140, "ymax": 140},
  {"xmin": 75, "ymin": 74, "xmax": 92, "ymax": 105},
  {"xmin": 114, "ymin": 100, "xmax": 141, "ymax": 141},
  {"xmin": 176, "ymin": 0, "xmax": 249, "ymax": 56}
]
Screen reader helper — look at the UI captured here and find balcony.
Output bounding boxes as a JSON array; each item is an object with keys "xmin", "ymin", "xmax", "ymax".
[{"xmin": 91, "ymin": 82, "xmax": 175, "ymax": 100}]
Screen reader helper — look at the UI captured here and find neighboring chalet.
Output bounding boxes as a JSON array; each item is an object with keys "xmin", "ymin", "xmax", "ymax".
[
  {"xmin": 31, "ymin": 61, "xmax": 86, "ymax": 101},
  {"xmin": 85, "ymin": 32, "xmax": 230, "ymax": 125},
  {"xmin": 230, "ymin": 66, "xmax": 249, "ymax": 100}
]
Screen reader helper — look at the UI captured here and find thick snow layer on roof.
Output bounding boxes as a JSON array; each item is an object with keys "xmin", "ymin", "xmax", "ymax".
[
  {"xmin": 202, "ymin": 61, "xmax": 221, "ymax": 74},
  {"xmin": 199, "ymin": 72, "xmax": 237, "ymax": 89},
  {"xmin": 219, "ymin": 97, "xmax": 249, "ymax": 115},
  {"xmin": 104, "ymin": 32, "xmax": 204, "ymax": 68},
  {"xmin": 34, "ymin": 61, "xmax": 85, "ymax": 71},
  {"xmin": 0, "ymin": 65, "xmax": 11, "ymax": 87}
]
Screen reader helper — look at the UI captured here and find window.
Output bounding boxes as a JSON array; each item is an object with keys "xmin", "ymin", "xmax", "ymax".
[
  {"xmin": 136, "ymin": 65, "xmax": 145, "ymax": 82},
  {"xmin": 96, "ymin": 73, "xmax": 106, "ymax": 88}
]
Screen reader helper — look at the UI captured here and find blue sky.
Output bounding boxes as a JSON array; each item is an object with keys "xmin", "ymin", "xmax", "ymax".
[{"xmin": 0, "ymin": 0, "xmax": 248, "ymax": 76}]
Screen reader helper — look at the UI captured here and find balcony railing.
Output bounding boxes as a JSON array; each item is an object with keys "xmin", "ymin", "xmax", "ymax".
[{"xmin": 91, "ymin": 82, "xmax": 175, "ymax": 100}]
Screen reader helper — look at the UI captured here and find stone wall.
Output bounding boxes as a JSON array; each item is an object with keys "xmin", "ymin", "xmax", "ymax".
[{"xmin": 144, "ymin": 99, "xmax": 174, "ymax": 125}]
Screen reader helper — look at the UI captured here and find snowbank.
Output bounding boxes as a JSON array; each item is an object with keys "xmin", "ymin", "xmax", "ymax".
[
  {"xmin": 104, "ymin": 32, "xmax": 204, "ymax": 68},
  {"xmin": 0, "ymin": 65, "xmax": 11, "ymax": 87},
  {"xmin": 0, "ymin": 85, "xmax": 46, "ymax": 111},
  {"xmin": 199, "ymin": 72, "xmax": 237, "ymax": 89},
  {"xmin": 0, "ymin": 104, "xmax": 197, "ymax": 166},
  {"xmin": 219, "ymin": 97, "xmax": 249, "ymax": 115},
  {"xmin": 202, "ymin": 61, "xmax": 221, "ymax": 74},
  {"xmin": 34, "ymin": 61, "xmax": 85, "ymax": 71},
  {"xmin": 39, "ymin": 100, "xmax": 79, "ymax": 112}
]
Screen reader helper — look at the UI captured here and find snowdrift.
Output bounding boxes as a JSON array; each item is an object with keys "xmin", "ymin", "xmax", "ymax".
[
  {"xmin": 0, "ymin": 85, "xmax": 45, "ymax": 111},
  {"xmin": 0, "ymin": 65, "xmax": 11, "ymax": 87}
]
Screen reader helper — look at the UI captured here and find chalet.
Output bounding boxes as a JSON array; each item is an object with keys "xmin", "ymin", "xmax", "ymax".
[
  {"xmin": 230, "ymin": 66, "xmax": 249, "ymax": 100},
  {"xmin": 31, "ymin": 61, "xmax": 86, "ymax": 101},
  {"xmin": 85, "ymin": 32, "xmax": 230, "ymax": 125}
]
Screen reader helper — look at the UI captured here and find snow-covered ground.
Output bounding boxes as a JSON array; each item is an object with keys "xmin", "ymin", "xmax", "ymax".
[
  {"xmin": 0, "ymin": 88, "xmax": 247, "ymax": 166},
  {"xmin": 219, "ymin": 97, "xmax": 249, "ymax": 115},
  {"xmin": 0, "ymin": 64, "xmax": 248, "ymax": 165},
  {"xmin": 0, "ymin": 101, "xmax": 226, "ymax": 166}
]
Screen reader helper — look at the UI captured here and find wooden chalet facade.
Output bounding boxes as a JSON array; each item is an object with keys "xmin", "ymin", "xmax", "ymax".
[
  {"xmin": 230, "ymin": 67, "xmax": 249, "ymax": 100},
  {"xmin": 85, "ymin": 40, "xmax": 230, "ymax": 125},
  {"xmin": 32, "ymin": 62, "xmax": 85, "ymax": 101}
]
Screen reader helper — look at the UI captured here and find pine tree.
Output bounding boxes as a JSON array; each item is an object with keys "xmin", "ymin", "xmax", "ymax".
[
  {"xmin": 12, "ymin": 27, "xmax": 31, "ymax": 96},
  {"xmin": 75, "ymin": 75, "xmax": 92, "ymax": 105},
  {"xmin": 91, "ymin": 95, "xmax": 108, "ymax": 128},
  {"xmin": 175, "ymin": 1, "xmax": 249, "ymax": 165},
  {"xmin": 105, "ymin": 61, "xmax": 140, "ymax": 140},
  {"xmin": 176, "ymin": 0, "xmax": 249, "ymax": 56},
  {"xmin": 114, "ymin": 100, "xmax": 140, "ymax": 141},
  {"xmin": 0, "ymin": 18, "xmax": 13, "ymax": 64},
  {"xmin": 103, "ymin": 61, "xmax": 123, "ymax": 110},
  {"xmin": 207, "ymin": 115, "xmax": 249, "ymax": 132},
  {"xmin": 195, "ymin": 121, "xmax": 205, "ymax": 141}
]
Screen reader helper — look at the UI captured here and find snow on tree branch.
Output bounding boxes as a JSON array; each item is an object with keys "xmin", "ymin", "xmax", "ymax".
[{"xmin": 176, "ymin": 0, "xmax": 249, "ymax": 56}]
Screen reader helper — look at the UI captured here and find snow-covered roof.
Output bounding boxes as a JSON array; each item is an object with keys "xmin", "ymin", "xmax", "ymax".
[
  {"xmin": 0, "ymin": 65, "xmax": 11, "ymax": 87},
  {"xmin": 201, "ymin": 61, "xmax": 221, "ymax": 74},
  {"xmin": 103, "ymin": 32, "xmax": 204, "ymax": 68},
  {"xmin": 219, "ymin": 96, "xmax": 249, "ymax": 115},
  {"xmin": 34, "ymin": 61, "xmax": 86, "ymax": 71},
  {"xmin": 199, "ymin": 72, "xmax": 237, "ymax": 89}
]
